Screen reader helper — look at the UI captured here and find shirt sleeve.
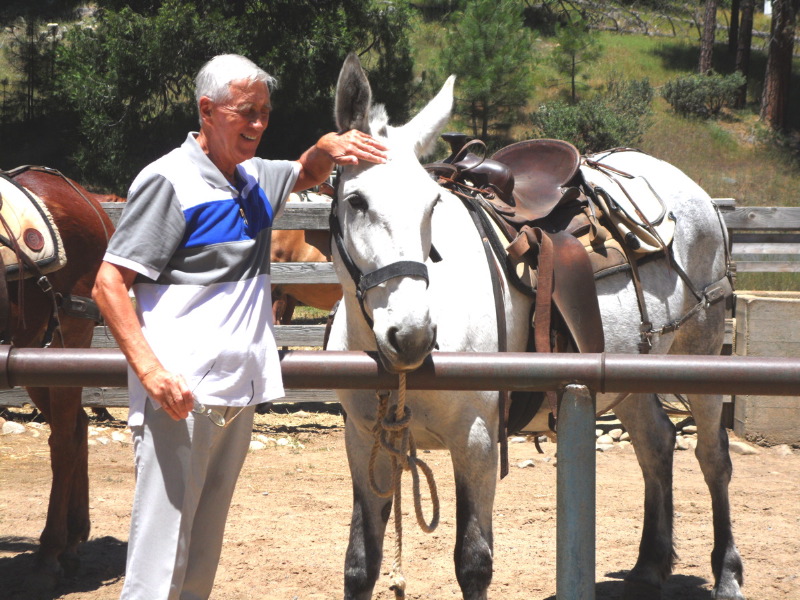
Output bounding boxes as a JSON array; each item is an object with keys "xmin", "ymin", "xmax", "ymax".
[
  {"xmin": 103, "ymin": 172, "xmax": 186, "ymax": 280},
  {"xmin": 251, "ymin": 159, "xmax": 300, "ymax": 222}
]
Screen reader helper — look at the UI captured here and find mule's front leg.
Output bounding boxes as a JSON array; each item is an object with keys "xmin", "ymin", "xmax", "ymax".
[
  {"xmin": 690, "ymin": 394, "xmax": 744, "ymax": 600},
  {"xmin": 343, "ymin": 419, "xmax": 392, "ymax": 600},
  {"xmin": 451, "ymin": 418, "xmax": 498, "ymax": 600},
  {"xmin": 615, "ymin": 393, "xmax": 677, "ymax": 599}
]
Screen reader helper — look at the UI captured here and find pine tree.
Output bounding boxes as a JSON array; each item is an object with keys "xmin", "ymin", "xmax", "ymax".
[
  {"xmin": 551, "ymin": 16, "xmax": 603, "ymax": 104},
  {"xmin": 435, "ymin": 0, "xmax": 535, "ymax": 141}
]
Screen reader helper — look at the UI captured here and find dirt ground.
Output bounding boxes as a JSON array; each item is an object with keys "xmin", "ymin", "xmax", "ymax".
[{"xmin": 0, "ymin": 406, "xmax": 798, "ymax": 600}]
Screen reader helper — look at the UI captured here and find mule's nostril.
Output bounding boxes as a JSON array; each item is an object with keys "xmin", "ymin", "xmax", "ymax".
[{"xmin": 387, "ymin": 326, "xmax": 400, "ymax": 352}]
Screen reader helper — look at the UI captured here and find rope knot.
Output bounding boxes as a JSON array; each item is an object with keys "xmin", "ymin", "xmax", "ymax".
[{"xmin": 382, "ymin": 403, "xmax": 412, "ymax": 431}]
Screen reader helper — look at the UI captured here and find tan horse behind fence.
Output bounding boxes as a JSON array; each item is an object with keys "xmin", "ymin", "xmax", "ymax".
[{"xmin": 271, "ymin": 192, "xmax": 341, "ymax": 325}]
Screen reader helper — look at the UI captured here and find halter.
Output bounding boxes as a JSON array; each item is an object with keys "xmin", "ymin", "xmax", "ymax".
[{"xmin": 329, "ymin": 187, "xmax": 430, "ymax": 329}]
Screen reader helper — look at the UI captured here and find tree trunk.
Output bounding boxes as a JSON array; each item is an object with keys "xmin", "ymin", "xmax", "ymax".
[
  {"xmin": 759, "ymin": 0, "xmax": 798, "ymax": 130},
  {"xmin": 735, "ymin": 0, "xmax": 755, "ymax": 108},
  {"xmin": 699, "ymin": 0, "xmax": 718, "ymax": 74},
  {"xmin": 729, "ymin": 0, "xmax": 740, "ymax": 54},
  {"xmin": 571, "ymin": 55, "xmax": 577, "ymax": 104}
]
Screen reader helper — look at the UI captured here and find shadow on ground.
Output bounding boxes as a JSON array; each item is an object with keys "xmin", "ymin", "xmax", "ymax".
[
  {"xmin": 540, "ymin": 570, "xmax": 714, "ymax": 599},
  {"xmin": 0, "ymin": 535, "xmax": 126, "ymax": 599}
]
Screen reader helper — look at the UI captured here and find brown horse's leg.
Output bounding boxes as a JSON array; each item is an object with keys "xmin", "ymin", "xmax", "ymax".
[
  {"xmin": 280, "ymin": 295, "xmax": 298, "ymax": 325},
  {"xmin": 27, "ymin": 385, "xmax": 91, "ymax": 581},
  {"xmin": 62, "ymin": 387, "xmax": 91, "ymax": 576},
  {"xmin": 53, "ymin": 320, "xmax": 95, "ymax": 576},
  {"xmin": 272, "ymin": 291, "xmax": 287, "ymax": 324}
]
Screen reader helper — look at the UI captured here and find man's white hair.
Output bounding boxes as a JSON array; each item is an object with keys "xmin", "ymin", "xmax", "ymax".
[{"xmin": 195, "ymin": 54, "xmax": 277, "ymax": 117}]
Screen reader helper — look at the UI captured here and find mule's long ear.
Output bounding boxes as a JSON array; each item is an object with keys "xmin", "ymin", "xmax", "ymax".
[
  {"xmin": 401, "ymin": 75, "xmax": 456, "ymax": 158},
  {"xmin": 335, "ymin": 53, "xmax": 372, "ymax": 133}
]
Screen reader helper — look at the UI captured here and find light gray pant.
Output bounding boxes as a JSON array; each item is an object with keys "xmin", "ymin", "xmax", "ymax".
[{"xmin": 120, "ymin": 401, "xmax": 255, "ymax": 600}]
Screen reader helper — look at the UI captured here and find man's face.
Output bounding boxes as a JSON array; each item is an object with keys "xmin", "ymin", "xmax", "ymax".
[{"xmin": 200, "ymin": 78, "xmax": 271, "ymax": 174}]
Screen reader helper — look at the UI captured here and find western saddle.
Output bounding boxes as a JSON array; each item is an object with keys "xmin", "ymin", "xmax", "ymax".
[
  {"xmin": 428, "ymin": 133, "xmax": 610, "ymax": 354},
  {"xmin": 426, "ymin": 134, "xmax": 729, "ymax": 475}
]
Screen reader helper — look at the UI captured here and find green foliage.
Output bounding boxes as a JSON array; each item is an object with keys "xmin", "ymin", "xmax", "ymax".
[
  {"xmin": 0, "ymin": 0, "xmax": 85, "ymax": 24},
  {"xmin": 407, "ymin": 0, "xmax": 468, "ymax": 25},
  {"xmin": 432, "ymin": 0, "xmax": 535, "ymax": 142},
  {"xmin": 2, "ymin": 18, "xmax": 60, "ymax": 122},
  {"xmin": 411, "ymin": 0, "xmax": 466, "ymax": 7},
  {"xmin": 42, "ymin": 0, "xmax": 413, "ymax": 193},
  {"xmin": 550, "ymin": 16, "xmax": 603, "ymax": 103},
  {"xmin": 409, "ymin": 0, "xmax": 467, "ymax": 15},
  {"xmin": 53, "ymin": 1, "xmax": 239, "ymax": 190},
  {"xmin": 662, "ymin": 72, "xmax": 746, "ymax": 118},
  {"xmin": 531, "ymin": 77, "xmax": 654, "ymax": 153},
  {"xmin": 241, "ymin": 0, "xmax": 414, "ymax": 159}
]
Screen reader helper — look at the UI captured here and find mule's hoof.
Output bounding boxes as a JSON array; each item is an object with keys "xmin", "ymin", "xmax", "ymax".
[
  {"xmin": 59, "ymin": 551, "xmax": 81, "ymax": 578},
  {"xmin": 623, "ymin": 579, "xmax": 662, "ymax": 600},
  {"xmin": 712, "ymin": 581, "xmax": 745, "ymax": 600}
]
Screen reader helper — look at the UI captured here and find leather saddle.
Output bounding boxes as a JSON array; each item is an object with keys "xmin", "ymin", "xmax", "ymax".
[
  {"xmin": 0, "ymin": 173, "xmax": 67, "ymax": 281},
  {"xmin": 428, "ymin": 135, "xmax": 607, "ymax": 448},
  {"xmin": 432, "ymin": 135, "xmax": 603, "ymax": 353},
  {"xmin": 490, "ymin": 139, "xmax": 581, "ymax": 224},
  {"xmin": 0, "ymin": 167, "xmax": 102, "ymax": 345},
  {"xmin": 436, "ymin": 134, "xmax": 582, "ymax": 226}
]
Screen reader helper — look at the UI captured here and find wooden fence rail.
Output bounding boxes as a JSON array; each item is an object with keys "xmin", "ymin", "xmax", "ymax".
[
  {"xmin": 0, "ymin": 198, "xmax": 796, "ymax": 408},
  {"xmin": 714, "ymin": 201, "xmax": 800, "ymax": 273},
  {"xmin": 101, "ymin": 200, "xmax": 800, "ymax": 276}
]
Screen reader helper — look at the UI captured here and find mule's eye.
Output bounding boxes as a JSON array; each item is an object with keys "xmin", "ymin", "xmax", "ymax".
[{"xmin": 345, "ymin": 193, "xmax": 368, "ymax": 212}]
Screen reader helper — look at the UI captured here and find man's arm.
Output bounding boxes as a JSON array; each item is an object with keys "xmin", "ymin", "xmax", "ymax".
[
  {"xmin": 293, "ymin": 130, "xmax": 388, "ymax": 192},
  {"xmin": 92, "ymin": 262, "xmax": 193, "ymax": 420}
]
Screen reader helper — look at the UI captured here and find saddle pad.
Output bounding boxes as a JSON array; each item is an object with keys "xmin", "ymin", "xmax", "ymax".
[
  {"xmin": 0, "ymin": 176, "xmax": 66, "ymax": 280},
  {"xmin": 580, "ymin": 158, "xmax": 675, "ymax": 254}
]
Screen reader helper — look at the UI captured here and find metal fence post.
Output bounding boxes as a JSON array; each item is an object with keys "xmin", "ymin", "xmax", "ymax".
[{"xmin": 557, "ymin": 384, "xmax": 596, "ymax": 600}]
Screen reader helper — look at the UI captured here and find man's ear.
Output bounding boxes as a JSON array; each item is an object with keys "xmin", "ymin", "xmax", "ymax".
[{"xmin": 198, "ymin": 96, "xmax": 214, "ymax": 123}]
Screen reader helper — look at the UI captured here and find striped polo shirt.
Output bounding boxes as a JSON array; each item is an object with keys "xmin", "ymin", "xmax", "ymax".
[{"xmin": 104, "ymin": 132, "xmax": 300, "ymax": 426}]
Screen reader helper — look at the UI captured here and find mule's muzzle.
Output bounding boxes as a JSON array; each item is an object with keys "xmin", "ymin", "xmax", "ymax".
[{"xmin": 377, "ymin": 322, "xmax": 437, "ymax": 373}]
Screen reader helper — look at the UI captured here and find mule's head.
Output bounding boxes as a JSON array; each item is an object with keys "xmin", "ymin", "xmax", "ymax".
[{"xmin": 332, "ymin": 53, "xmax": 454, "ymax": 372}]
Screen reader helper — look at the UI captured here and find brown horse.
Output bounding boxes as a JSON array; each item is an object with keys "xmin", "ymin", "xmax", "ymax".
[
  {"xmin": 2, "ymin": 166, "xmax": 114, "ymax": 589},
  {"xmin": 271, "ymin": 228, "xmax": 341, "ymax": 324},
  {"xmin": 270, "ymin": 193, "xmax": 341, "ymax": 325}
]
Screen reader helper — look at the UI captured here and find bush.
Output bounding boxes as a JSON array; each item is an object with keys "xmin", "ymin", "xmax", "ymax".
[
  {"xmin": 662, "ymin": 72, "xmax": 746, "ymax": 118},
  {"xmin": 530, "ymin": 77, "xmax": 653, "ymax": 153}
]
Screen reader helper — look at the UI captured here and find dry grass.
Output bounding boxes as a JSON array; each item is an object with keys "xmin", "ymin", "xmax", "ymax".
[{"xmin": 640, "ymin": 107, "xmax": 800, "ymax": 207}]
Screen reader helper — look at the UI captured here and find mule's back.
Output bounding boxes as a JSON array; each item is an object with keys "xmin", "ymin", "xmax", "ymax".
[{"xmin": 590, "ymin": 150, "xmax": 730, "ymax": 357}]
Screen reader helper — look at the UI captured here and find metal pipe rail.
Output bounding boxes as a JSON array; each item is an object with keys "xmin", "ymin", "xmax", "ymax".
[
  {"xmin": 0, "ymin": 346, "xmax": 798, "ymax": 395},
  {"xmin": 2, "ymin": 345, "xmax": 797, "ymax": 600}
]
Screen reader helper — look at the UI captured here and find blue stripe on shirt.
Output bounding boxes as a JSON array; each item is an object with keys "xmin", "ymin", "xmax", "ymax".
[
  {"xmin": 238, "ymin": 183, "xmax": 274, "ymax": 237},
  {"xmin": 181, "ymin": 189, "xmax": 274, "ymax": 249}
]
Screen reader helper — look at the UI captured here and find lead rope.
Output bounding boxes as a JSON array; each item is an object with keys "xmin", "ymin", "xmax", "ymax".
[{"xmin": 368, "ymin": 372, "xmax": 440, "ymax": 599}]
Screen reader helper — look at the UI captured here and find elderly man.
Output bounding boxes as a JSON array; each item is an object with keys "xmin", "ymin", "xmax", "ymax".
[{"xmin": 92, "ymin": 54, "xmax": 387, "ymax": 600}]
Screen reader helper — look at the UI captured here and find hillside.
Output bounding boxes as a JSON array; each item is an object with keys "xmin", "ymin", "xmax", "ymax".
[{"xmin": 410, "ymin": 9, "xmax": 799, "ymax": 291}]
